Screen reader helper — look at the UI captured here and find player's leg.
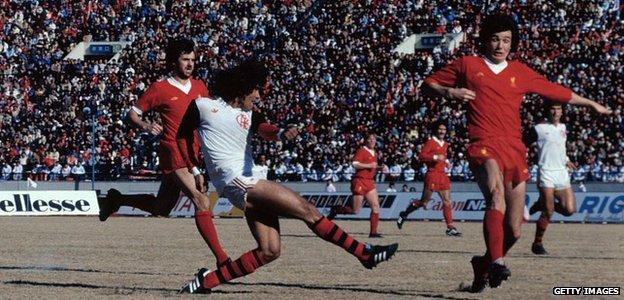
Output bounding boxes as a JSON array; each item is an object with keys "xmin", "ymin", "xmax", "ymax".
[
  {"xmin": 248, "ymin": 180, "xmax": 398, "ymax": 269},
  {"xmin": 397, "ymin": 187, "xmax": 432, "ymax": 229},
  {"xmin": 502, "ymin": 180, "xmax": 526, "ymax": 257},
  {"xmin": 187, "ymin": 208, "xmax": 279, "ymax": 293},
  {"xmin": 98, "ymin": 175, "xmax": 179, "ymax": 221},
  {"xmin": 472, "ymin": 159, "xmax": 507, "ymax": 290},
  {"xmin": 439, "ymin": 190, "xmax": 461, "ymax": 236},
  {"xmin": 328, "ymin": 194, "xmax": 363, "ymax": 219},
  {"xmin": 169, "ymin": 168, "xmax": 230, "ymax": 266},
  {"xmin": 553, "ymin": 187, "xmax": 575, "ymax": 216},
  {"xmin": 533, "ymin": 187, "xmax": 555, "ymax": 255},
  {"xmin": 364, "ymin": 188, "xmax": 382, "ymax": 237}
]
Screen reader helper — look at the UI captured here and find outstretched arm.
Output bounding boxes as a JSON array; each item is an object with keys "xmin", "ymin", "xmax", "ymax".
[
  {"xmin": 251, "ymin": 111, "xmax": 299, "ymax": 141},
  {"xmin": 568, "ymin": 93, "xmax": 612, "ymax": 115}
]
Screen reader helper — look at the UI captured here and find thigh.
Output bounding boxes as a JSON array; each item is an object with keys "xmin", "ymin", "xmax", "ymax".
[
  {"xmin": 438, "ymin": 189, "xmax": 451, "ymax": 204},
  {"xmin": 420, "ymin": 188, "xmax": 434, "ymax": 203},
  {"xmin": 474, "ymin": 159, "xmax": 505, "ymax": 210},
  {"xmin": 246, "ymin": 180, "xmax": 321, "ymax": 221},
  {"xmin": 364, "ymin": 189, "xmax": 379, "ymax": 206},
  {"xmin": 554, "ymin": 187, "xmax": 576, "ymax": 211},
  {"xmin": 351, "ymin": 195, "xmax": 364, "ymax": 210},
  {"xmin": 245, "ymin": 207, "xmax": 280, "ymax": 252}
]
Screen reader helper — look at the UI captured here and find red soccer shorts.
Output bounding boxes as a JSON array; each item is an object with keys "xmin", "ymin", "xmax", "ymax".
[
  {"xmin": 351, "ymin": 178, "xmax": 376, "ymax": 196},
  {"xmin": 467, "ymin": 137, "xmax": 530, "ymax": 186},
  {"xmin": 424, "ymin": 172, "xmax": 451, "ymax": 191},
  {"xmin": 158, "ymin": 141, "xmax": 188, "ymax": 174}
]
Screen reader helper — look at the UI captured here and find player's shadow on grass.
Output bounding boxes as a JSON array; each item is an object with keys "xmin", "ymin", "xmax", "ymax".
[
  {"xmin": 399, "ymin": 249, "xmax": 473, "ymax": 255},
  {"xmin": 229, "ymin": 282, "xmax": 475, "ymax": 300},
  {"xmin": 0, "ymin": 265, "xmax": 185, "ymax": 276},
  {"xmin": 4, "ymin": 280, "xmax": 251, "ymax": 295},
  {"xmin": 512, "ymin": 254, "xmax": 622, "ymax": 261}
]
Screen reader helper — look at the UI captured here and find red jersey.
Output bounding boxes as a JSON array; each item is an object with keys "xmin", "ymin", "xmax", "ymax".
[
  {"xmin": 424, "ymin": 56, "xmax": 572, "ymax": 141},
  {"xmin": 353, "ymin": 146, "xmax": 376, "ymax": 180},
  {"xmin": 419, "ymin": 138, "xmax": 448, "ymax": 174},
  {"xmin": 134, "ymin": 78, "xmax": 209, "ymax": 145}
]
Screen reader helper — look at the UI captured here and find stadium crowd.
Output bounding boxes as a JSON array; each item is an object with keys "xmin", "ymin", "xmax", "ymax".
[{"xmin": 0, "ymin": 0, "xmax": 622, "ymax": 184}]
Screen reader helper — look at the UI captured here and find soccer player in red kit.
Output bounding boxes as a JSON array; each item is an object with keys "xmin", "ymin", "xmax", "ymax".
[
  {"xmin": 396, "ymin": 121, "xmax": 461, "ymax": 236},
  {"xmin": 98, "ymin": 38, "xmax": 230, "ymax": 267},
  {"xmin": 424, "ymin": 15, "xmax": 611, "ymax": 292},
  {"xmin": 327, "ymin": 133, "xmax": 383, "ymax": 238}
]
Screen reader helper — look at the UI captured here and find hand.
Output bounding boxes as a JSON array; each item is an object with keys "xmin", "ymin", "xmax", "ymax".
[
  {"xmin": 592, "ymin": 103, "xmax": 612, "ymax": 115},
  {"xmin": 194, "ymin": 174, "xmax": 207, "ymax": 193},
  {"xmin": 282, "ymin": 125, "xmax": 299, "ymax": 140},
  {"xmin": 435, "ymin": 154, "xmax": 447, "ymax": 161},
  {"xmin": 145, "ymin": 122, "xmax": 163, "ymax": 135},
  {"xmin": 370, "ymin": 162, "xmax": 378, "ymax": 169},
  {"xmin": 448, "ymin": 88, "xmax": 476, "ymax": 102},
  {"xmin": 566, "ymin": 161, "xmax": 577, "ymax": 170}
]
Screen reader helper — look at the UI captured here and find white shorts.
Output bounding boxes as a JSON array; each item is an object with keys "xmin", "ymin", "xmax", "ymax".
[
  {"xmin": 221, "ymin": 176, "xmax": 260, "ymax": 210},
  {"xmin": 538, "ymin": 169, "xmax": 571, "ymax": 190}
]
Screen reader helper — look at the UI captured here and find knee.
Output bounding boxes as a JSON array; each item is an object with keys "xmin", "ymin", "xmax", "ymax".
[
  {"xmin": 302, "ymin": 202, "xmax": 322, "ymax": 224},
  {"xmin": 193, "ymin": 194, "xmax": 211, "ymax": 212},
  {"xmin": 488, "ymin": 184, "xmax": 505, "ymax": 210},
  {"xmin": 260, "ymin": 245, "xmax": 280, "ymax": 262},
  {"xmin": 562, "ymin": 206, "xmax": 575, "ymax": 217}
]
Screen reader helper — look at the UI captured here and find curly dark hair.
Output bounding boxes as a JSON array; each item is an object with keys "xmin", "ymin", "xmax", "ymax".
[
  {"xmin": 165, "ymin": 37, "xmax": 195, "ymax": 72},
  {"xmin": 478, "ymin": 14, "xmax": 519, "ymax": 54},
  {"xmin": 211, "ymin": 61, "xmax": 268, "ymax": 102},
  {"xmin": 430, "ymin": 119, "xmax": 447, "ymax": 133}
]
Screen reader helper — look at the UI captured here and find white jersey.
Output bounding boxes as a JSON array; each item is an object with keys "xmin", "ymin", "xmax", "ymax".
[
  {"xmin": 535, "ymin": 123, "xmax": 568, "ymax": 171},
  {"xmin": 195, "ymin": 97, "xmax": 254, "ymax": 194}
]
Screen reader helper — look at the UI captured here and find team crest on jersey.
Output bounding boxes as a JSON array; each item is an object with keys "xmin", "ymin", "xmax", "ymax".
[
  {"xmin": 481, "ymin": 148, "xmax": 488, "ymax": 156},
  {"xmin": 211, "ymin": 108, "xmax": 219, "ymax": 113},
  {"xmin": 236, "ymin": 114, "xmax": 250, "ymax": 130},
  {"xmin": 476, "ymin": 72, "xmax": 484, "ymax": 77},
  {"xmin": 169, "ymin": 96, "xmax": 178, "ymax": 101},
  {"xmin": 510, "ymin": 77, "xmax": 516, "ymax": 88}
]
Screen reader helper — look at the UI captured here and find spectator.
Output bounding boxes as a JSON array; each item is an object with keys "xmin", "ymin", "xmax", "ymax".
[
  {"xmin": 71, "ymin": 162, "xmax": 86, "ymax": 182},
  {"xmin": 325, "ymin": 180, "xmax": 336, "ymax": 193},
  {"xmin": 386, "ymin": 182, "xmax": 397, "ymax": 193}
]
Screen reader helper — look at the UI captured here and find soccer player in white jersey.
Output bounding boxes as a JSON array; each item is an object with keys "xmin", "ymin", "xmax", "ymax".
[
  {"xmin": 176, "ymin": 61, "xmax": 398, "ymax": 294},
  {"xmin": 525, "ymin": 102, "xmax": 576, "ymax": 255}
]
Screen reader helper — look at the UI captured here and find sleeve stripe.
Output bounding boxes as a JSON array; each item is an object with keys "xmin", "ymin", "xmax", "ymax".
[{"xmin": 131, "ymin": 106, "xmax": 143, "ymax": 115}]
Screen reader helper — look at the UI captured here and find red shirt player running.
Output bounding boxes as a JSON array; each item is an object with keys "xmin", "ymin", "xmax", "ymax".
[
  {"xmin": 396, "ymin": 121, "xmax": 461, "ymax": 236},
  {"xmin": 327, "ymin": 133, "xmax": 383, "ymax": 238},
  {"xmin": 424, "ymin": 15, "xmax": 611, "ymax": 292},
  {"xmin": 98, "ymin": 38, "xmax": 230, "ymax": 267}
]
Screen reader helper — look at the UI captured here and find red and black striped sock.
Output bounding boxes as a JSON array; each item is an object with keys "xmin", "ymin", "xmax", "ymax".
[
  {"xmin": 203, "ymin": 248, "xmax": 268, "ymax": 289},
  {"xmin": 195, "ymin": 210, "xmax": 229, "ymax": 265},
  {"xmin": 534, "ymin": 214, "xmax": 549, "ymax": 244},
  {"xmin": 370, "ymin": 212, "xmax": 379, "ymax": 235},
  {"xmin": 309, "ymin": 216, "xmax": 370, "ymax": 261}
]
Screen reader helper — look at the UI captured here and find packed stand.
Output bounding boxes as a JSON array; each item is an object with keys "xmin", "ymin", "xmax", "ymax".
[{"xmin": 0, "ymin": 0, "xmax": 621, "ymax": 184}]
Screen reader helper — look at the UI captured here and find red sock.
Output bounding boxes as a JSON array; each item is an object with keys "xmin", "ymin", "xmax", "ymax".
[
  {"xmin": 534, "ymin": 214, "xmax": 549, "ymax": 244},
  {"xmin": 335, "ymin": 206, "xmax": 355, "ymax": 214},
  {"xmin": 203, "ymin": 248, "xmax": 267, "ymax": 289},
  {"xmin": 309, "ymin": 217, "xmax": 370, "ymax": 261},
  {"xmin": 442, "ymin": 203, "xmax": 454, "ymax": 228},
  {"xmin": 370, "ymin": 212, "xmax": 379, "ymax": 235},
  {"xmin": 483, "ymin": 209, "xmax": 504, "ymax": 263},
  {"xmin": 195, "ymin": 211, "xmax": 229, "ymax": 265}
]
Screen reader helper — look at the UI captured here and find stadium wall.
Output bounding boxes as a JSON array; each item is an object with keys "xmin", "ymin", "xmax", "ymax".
[{"xmin": 1, "ymin": 182, "xmax": 622, "ymax": 223}]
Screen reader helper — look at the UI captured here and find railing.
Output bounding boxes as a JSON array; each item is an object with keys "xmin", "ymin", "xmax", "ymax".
[{"xmin": 2, "ymin": 170, "xmax": 623, "ymax": 183}]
